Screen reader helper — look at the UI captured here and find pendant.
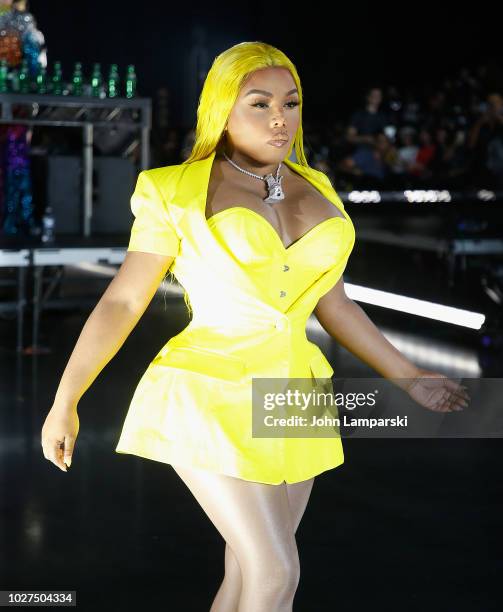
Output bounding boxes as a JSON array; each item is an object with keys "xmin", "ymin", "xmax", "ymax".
[{"xmin": 263, "ymin": 173, "xmax": 285, "ymax": 204}]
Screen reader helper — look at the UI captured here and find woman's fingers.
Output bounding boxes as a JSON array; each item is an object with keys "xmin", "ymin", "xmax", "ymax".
[
  {"xmin": 445, "ymin": 390, "xmax": 463, "ymax": 412},
  {"xmin": 442, "ymin": 378, "xmax": 471, "ymax": 404},
  {"xmin": 417, "ymin": 375, "xmax": 471, "ymax": 412},
  {"xmin": 438, "ymin": 383, "xmax": 470, "ymax": 412},
  {"xmin": 42, "ymin": 439, "xmax": 68, "ymax": 472},
  {"xmin": 63, "ymin": 436, "xmax": 75, "ymax": 468},
  {"xmin": 444, "ymin": 379, "xmax": 470, "ymax": 411},
  {"xmin": 41, "ymin": 405, "xmax": 79, "ymax": 472}
]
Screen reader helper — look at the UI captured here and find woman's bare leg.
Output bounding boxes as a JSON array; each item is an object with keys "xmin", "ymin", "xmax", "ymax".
[
  {"xmin": 172, "ymin": 465, "xmax": 313, "ymax": 612},
  {"xmin": 211, "ymin": 478, "xmax": 315, "ymax": 612}
]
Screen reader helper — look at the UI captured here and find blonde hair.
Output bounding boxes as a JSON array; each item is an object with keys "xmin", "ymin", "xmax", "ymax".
[{"xmin": 182, "ymin": 41, "xmax": 309, "ymax": 167}]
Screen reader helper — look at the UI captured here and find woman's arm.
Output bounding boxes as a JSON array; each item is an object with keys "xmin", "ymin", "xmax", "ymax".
[
  {"xmin": 314, "ymin": 277, "xmax": 470, "ymax": 411},
  {"xmin": 42, "ymin": 250, "xmax": 173, "ymax": 471},
  {"xmin": 314, "ymin": 277, "xmax": 419, "ymax": 389},
  {"xmin": 53, "ymin": 250, "xmax": 174, "ymax": 406}
]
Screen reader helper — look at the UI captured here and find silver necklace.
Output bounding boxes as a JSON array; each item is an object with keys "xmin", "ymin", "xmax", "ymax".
[{"xmin": 223, "ymin": 152, "xmax": 285, "ymax": 204}]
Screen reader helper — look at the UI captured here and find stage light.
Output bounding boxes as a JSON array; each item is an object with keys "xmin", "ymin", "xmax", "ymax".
[
  {"xmin": 344, "ymin": 282, "xmax": 485, "ymax": 329},
  {"xmin": 348, "ymin": 191, "xmax": 381, "ymax": 203},
  {"xmin": 404, "ymin": 190, "xmax": 452, "ymax": 202}
]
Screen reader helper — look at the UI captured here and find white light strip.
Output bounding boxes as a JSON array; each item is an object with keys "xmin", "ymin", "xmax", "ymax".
[
  {"xmin": 74, "ymin": 262, "xmax": 117, "ymax": 276},
  {"xmin": 381, "ymin": 329, "xmax": 481, "ymax": 376},
  {"xmin": 73, "ymin": 262, "xmax": 184, "ymax": 296},
  {"xmin": 344, "ymin": 283, "xmax": 485, "ymax": 329},
  {"xmin": 74, "ymin": 264, "xmax": 485, "ymax": 330},
  {"xmin": 306, "ymin": 317, "xmax": 480, "ymax": 375}
]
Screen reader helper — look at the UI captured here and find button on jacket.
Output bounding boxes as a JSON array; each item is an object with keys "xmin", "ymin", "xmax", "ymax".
[{"xmin": 115, "ymin": 149, "xmax": 356, "ymax": 484}]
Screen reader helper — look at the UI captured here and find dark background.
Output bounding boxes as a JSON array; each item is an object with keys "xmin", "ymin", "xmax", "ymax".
[{"xmin": 29, "ymin": 0, "xmax": 503, "ymax": 128}]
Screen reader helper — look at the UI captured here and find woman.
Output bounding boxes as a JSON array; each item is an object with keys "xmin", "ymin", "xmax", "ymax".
[{"xmin": 41, "ymin": 42, "xmax": 469, "ymax": 611}]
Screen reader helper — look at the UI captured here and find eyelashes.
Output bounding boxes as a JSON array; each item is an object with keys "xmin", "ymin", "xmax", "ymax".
[{"xmin": 251, "ymin": 101, "xmax": 300, "ymax": 109}]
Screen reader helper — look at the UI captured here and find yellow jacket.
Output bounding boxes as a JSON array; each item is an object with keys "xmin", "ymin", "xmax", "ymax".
[{"xmin": 115, "ymin": 149, "xmax": 356, "ymax": 484}]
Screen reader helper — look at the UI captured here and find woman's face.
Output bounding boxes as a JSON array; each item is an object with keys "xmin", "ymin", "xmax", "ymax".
[{"xmin": 224, "ymin": 66, "xmax": 300, "ymax": 167}]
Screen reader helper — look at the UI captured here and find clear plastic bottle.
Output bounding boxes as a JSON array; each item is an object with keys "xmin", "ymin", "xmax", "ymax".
[{"xmin": 41, "ymin": 206, "xmax": 56, "ymax": 243}]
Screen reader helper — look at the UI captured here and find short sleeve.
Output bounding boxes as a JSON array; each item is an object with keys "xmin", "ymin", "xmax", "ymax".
[{"xmin": 127, "ymin": 170, "xmax": 180, "ymax": 257}]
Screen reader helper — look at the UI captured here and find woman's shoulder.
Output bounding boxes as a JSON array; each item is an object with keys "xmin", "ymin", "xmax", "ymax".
[{"xmin": 141, "ymin": 162, "xmax": 184, "ymax": 184}]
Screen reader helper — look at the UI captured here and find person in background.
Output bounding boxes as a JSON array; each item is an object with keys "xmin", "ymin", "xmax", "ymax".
[
  {"xmin": 409, "ymin": 127, "xmax": 437, "ymax": 179},
  {"xmin": 346, "ymin": 87, "xmax": 389, "ymax": 151},
  {"xmin": 351, "ymin": 140, "xmax": 387, "ymax": 184},
  {"xmin": 375, "ymin": 132, "xmax": 398, "ymax": 169},
  {"xmin": 467, "ymin": 92, "xmax": 503, "ymax": 188},
  {"xmin": 393, "ymin": 127, "xmax": 419, "ymax": 176},
  {"xmin": 336, "ymin": 131, "xmax": 393, "ymax": 188},
  {"xmin": 374, "ymin": 131, "xmax": 399, "ymax": 188},
  {"xmin": 428, "ymin": 127, "xmax": 468, "ymax": 188}
]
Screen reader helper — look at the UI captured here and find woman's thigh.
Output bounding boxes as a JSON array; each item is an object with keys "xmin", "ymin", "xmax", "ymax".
[
  {"xmin": 171, "ymin": 465, "xmax": 299, "ymax": 574},
  {"xmin": 285, "ymin": 477, "xmax": 315, "ymax": 533}
]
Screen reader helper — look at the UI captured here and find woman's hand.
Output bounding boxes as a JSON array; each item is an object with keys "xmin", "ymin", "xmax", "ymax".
[
  {"xmin": 405, "ymin": 368, "xmax": 470, "ymax": 413},
  {"xmin": 41, "ymin": 403, "xmax": 80, "ymax": 472}
]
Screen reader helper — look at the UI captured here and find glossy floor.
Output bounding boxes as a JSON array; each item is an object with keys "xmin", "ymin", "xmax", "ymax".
[{"xmin": 0, "ymin": 244, "xmax": 500, "ymax": 611}]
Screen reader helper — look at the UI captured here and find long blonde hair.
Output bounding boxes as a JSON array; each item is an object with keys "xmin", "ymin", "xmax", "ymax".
[{"xmin": 182, "ymin": 41, "xmax": 309, "ymax": 167}]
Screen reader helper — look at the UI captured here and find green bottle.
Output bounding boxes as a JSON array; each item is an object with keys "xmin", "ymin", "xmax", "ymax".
[
  {"xmin": 0, "ymin": 59, "xmax": 8, "ymax": 93},
  {"xmin": 51, "ymin": 61, "xmax": 63, "ymax": 95},
  {"xmin": 36, "ymin": 66, "xmax": 47, "ymax": 94},
  {"xmin": 107, "ymin": 63, "xmax": 119, "ymax": 98},
  {"xmin": 10, "ymin": 67, "xmax": 19, "ymax": 92},
  {"xmin": 19, "ymin": 59, "xmax": 30, "ymax": 93},
  {"xmin": 91, "ymin": 62, "xmax": 103, "ymax": 97},
  {"xmin": 72, "ymin": 62, "xmax": 83, "ymax": 96},
  {"xmin": 125, "ymin": 64, "xmax": 136, "ymax": 98}
]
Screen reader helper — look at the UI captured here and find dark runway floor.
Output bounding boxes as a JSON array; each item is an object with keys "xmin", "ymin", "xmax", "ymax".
[{"xmin": 0, "ymin": 239, "xmax": 501, "ymax": 611}]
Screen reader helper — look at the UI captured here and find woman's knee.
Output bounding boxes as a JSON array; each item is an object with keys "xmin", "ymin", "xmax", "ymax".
[
  {"xmin": 274, "ymin": 552, "xmax": 300, "ymax": 593},
  {"xmin": 246, "ymin": 544, "xmax": 300, "ymax": 595}
]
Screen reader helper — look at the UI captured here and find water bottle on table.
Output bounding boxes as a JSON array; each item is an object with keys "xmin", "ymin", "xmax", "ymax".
[{"xmin": 41, "ymin": 206, "xmax": 55, "ymax": 243}]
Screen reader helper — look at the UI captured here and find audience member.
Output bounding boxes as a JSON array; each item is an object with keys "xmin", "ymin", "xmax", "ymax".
[
  {"xmin": 346, "ymin": 87, "xmax": 390, "ymax": 150},
  {"xmin": 174, "ymin": 62, "xmax": 503, "ymax": 191},
  {"xmin": 467, "ymin": 92, "xmax": 503, "ymax": 188}
]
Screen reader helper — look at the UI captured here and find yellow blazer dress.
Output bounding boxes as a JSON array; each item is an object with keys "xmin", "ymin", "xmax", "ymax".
[{"xmin": 115, "ymin": 149, "xmax": 356, "ymax": 484}]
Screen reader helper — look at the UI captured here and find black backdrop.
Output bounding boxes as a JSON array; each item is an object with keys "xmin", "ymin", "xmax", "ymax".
[{"xmin": 29, "ymin": 0, "xmax": 503, "ymax": 129}]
